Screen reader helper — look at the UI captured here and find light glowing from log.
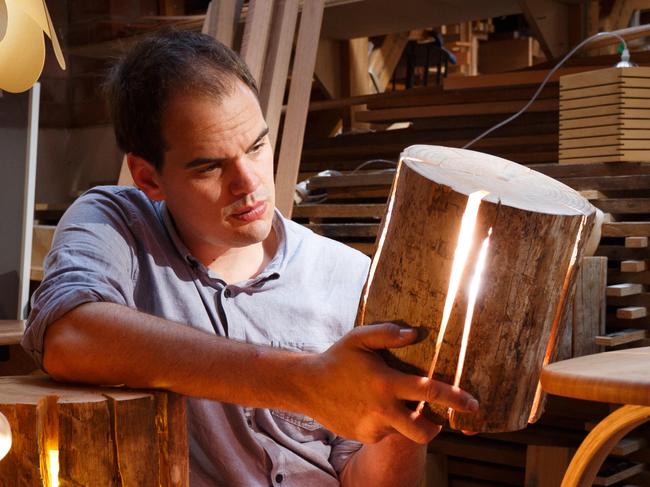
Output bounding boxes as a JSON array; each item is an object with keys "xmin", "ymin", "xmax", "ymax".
[
  {"xmin": 426, "ymin": 190, "xmax": 489, "ymax": 380},
  {"xmin": 454, "ymin": 228, "xmax": 492, "ymax": 389},
  {"xmin": 0, "ymin": 412, "xmax": 11, "ymax": 460},
  {"xmin": 48, "ymin": 449, "xmax": 59, "ymax": 487},
  {"xmin": 417, "ymin": 190, "xmax": 488, "ymax": 416}
]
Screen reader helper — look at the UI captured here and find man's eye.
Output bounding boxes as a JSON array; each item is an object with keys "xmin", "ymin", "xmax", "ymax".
[
  {"xmin": 251, "ymin": 142, "xmax": 265, "ymax": 153},
  {"xmin": 200, "ymin": 163, "xmax": 221, "ymax": 173}
]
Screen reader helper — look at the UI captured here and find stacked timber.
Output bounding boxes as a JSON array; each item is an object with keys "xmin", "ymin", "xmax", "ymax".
[{"xmin": 559, "ymin": 67, "xmax": 650, "ymax": 164}]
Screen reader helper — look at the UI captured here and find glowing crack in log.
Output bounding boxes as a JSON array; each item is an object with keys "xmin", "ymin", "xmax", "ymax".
[
  {"xmin": 454, "ymin": 228, "xmax": 492, "ymax": 390},
  {"xmin": 416, "ymin": 190, "xmax": 489, "ymax": 415},
  {"xmin": 48, "ymin": 450, "xmax": 59, "ymax": 487}
]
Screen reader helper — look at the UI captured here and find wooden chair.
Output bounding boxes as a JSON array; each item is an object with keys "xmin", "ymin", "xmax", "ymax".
[{"xmin": 541, "ymin": 347, "xmax": 650, "ymax": 486}]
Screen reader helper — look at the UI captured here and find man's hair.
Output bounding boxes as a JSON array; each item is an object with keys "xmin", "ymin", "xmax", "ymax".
[{"xmin": 105, "ymin": 29, "xmax": 258, "ymax": 170}]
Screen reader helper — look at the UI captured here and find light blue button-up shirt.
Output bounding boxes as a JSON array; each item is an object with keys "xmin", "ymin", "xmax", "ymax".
[{"xmin": 23, "ymin": 186, "xmax": 371, "ymax": 486}]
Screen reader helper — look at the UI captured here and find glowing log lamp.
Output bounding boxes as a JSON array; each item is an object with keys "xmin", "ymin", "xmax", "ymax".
[
  {"xmin": 0, "ymin": 0, "xmax": 65, "ymax": 93},
  {"xmin": 357, "ymin": 145, "xmax": 597, "ymax": 433}
]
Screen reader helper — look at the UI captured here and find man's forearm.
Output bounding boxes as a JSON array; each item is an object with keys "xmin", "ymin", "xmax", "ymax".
[
  {"xmin": 43, "ymin": 302, "xmax": 315, "ymax": 414},
  {"xmin": 43, "ymin": 303, "xmax": 478, "ymax": 445},
  {"xmin": 341, "ymin": 435, "xmax": 427, "ymax": 487}
]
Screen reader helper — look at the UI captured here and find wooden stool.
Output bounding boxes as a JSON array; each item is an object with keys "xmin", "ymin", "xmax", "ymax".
[{"xmin": 541, "ymin": 347, "xmax": 650, "ymax": 487}]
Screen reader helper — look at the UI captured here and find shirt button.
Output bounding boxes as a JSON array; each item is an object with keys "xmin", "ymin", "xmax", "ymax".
[
  {"xmin": 224, "ymin": 288, "xmax": 232, "ymax": 298},
  {"xmin": 246, "ymin": 418, "xmax": 252, "ymax": 427},
  {"xmin": 275, "ymin": 474, "xmax": 284, "ymax": 483}
]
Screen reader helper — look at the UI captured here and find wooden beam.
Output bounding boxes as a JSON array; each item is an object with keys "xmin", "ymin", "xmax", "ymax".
[
  {"xmin": 518, "ymin": 0, "xmax": 569, "ymax": 60},
  {"xmin": 275, "ymin": 0, "xmax": 325, "ymax": 217},
  {"xmin": 240, "ymin": 0, "xmax": 274, "ymax": 85},
  {"xmin": 368, "ymin": 32, "xmax": 409, "ymax": 92},
  {"xmin": 347, "ymin": 37, "xmax": 372, "ymax": 131},
  {"xmin": 314, "ymin": 37, "xmax": 343, "ymax": 99},
  {"xmin": 259, "ymin": 0, "xmax": 300, "ymax": 148},
  {"xmin": 525, "ymin": 445, "xmax": 573, "ymax": 487},
  {"xmin": 201, "ymin": 0, "xmax": 239, "ymax": 48}
]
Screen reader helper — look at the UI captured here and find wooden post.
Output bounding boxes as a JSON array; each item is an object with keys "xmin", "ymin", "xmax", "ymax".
[
  {"xmin": 357, "ymin": 145, "xmax": 596, "ymax": 432},
  {"xmin": 259, "ymin": 0, "xmax": 299, "ymax": 148},
  {"xmin": 240, "ymin": 0, "xmax": 274, "ymax": 86},
  {"xmin": 0, "ymin": 375, "xmax": 188, "ymax": 486},
  {"xmin": 274, "ymin": 0, "xmax": 325, "ymax": 217},
  {"xmin": 525, "ymin": 445, "xmax": 573, "ymax": 487},
  {"xmin": 202, "ymin": 0, "xmax": 239, "ymax": 48}
]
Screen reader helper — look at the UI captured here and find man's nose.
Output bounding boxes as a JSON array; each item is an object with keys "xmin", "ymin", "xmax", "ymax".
[{"xmin": 230, "ymin": 157, "xmax": 260, "ymax": 195}]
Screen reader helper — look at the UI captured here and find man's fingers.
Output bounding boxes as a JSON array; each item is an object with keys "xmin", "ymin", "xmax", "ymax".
[
  {"xmin": 390, "ymin": 405, "xmax": 442, "ymax": 444},
  {"xmin": 395, "ymin": 375, "xmax": 479, "ymax": 413},
  {"xmin": 348, "ymin": 322, "xmax": 421, "ymax": 351}
]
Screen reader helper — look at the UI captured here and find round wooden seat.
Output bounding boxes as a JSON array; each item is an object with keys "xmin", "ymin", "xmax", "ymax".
[
  {"xmin": 540, "ymin": 347, "xmax": 650, "ymax": 487},
  {"xmin": 541, "ymin": 347, "xmax": 650, "ymax": 406}
]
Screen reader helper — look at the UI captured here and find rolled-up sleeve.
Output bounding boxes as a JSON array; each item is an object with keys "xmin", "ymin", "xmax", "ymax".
[
  {"xmin": 21, "ymin": 190, "xmax": 137, "ymax": 368},
  {"xmin": 329, "ymin": 436, "xmax": 363, "ymax": 475}
]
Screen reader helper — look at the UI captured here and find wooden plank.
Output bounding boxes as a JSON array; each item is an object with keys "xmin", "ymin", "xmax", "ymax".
[
  {"xmin": 559, "ymin": 175, "xmax": 650, "ymax": 192},
  {"xmin": 0, "ymin": 320, "xmax": 25, "ymax": 346},
  {"xmin": 603, "ymin": 222, "xmax": 650, "ymax": 237},
  {"xmin": 594, "ymin": 461, "xmax": 645, "ymax": 485},
  {"xmin": 274, "ymin": 0, "xmax": 325, "ymax": 217},
  {"xmin": 259, "ymin": 0, "xmax": 300, "ymax": 148},
  {"xmin": 524, "ymin": 445, "xmax": 572, "ymax": 487},
  {"xmin": 428, "ymin": 433, "xmax": 526, "ymax": 468},
  {"xmin": 201, "ymin": 0, "xmax": 239, "ymax": 48},
  {"xmin": 519, "ymin": 0, "xmax": 569, "ymax": 60},
  {"xmin": 607, "ymin": 283, "xmax": 643, "ymax": 297},
  {"xmin": 239, "ymin": 0, "xmax": 274, "ymax": 85},
  {"xmin": 368, "ymin": 32, "xmax": 410, "ymax": 92},
  {"xmin": 611, "ymin": 436, "xmax": 648, "ymax": 456},
  {"xmin": 308, "ymin": 172, "xmax": 394, "ymax": 189},
  {"xmin": 626, "ymin": 237, "xmax": 649, "ymax": 248},
  {"xmin": 593, "ymin": 199, "xmax": 650, "ymax": 215},
  {"xmin": 355, "ymin": 99, "xmax": 558, "ymax": 123},
  {"xmin": 305, "ymin": 223, "xmax": 378, "ymax": 238},
  {"xmin": 572, "ymin": 257, "xmax": 607, "ymax": 358},
  {"xmin": 596, "ymin": 246, "xmax": 648, "ymax": 261},
  {"xmin": 561, "ymin": 117, "xmax": 650, "ymax": 131},
  {"xmin": 621, "ymin": 261, "xmax": 647, "ymax": 272},
  {"xmin": 448, "ymin": 457, "xmax": 524, "ymax": 485},
  {"xmin": 594, "ymin": 329, "xmax": 647, "ymax": 346},
  {"xmin": 616, "ymin": 307, "xmax": 647, "ymax": 320},
  {"xmin": 608, "ymin": 292, "xmax": 650, "ymax": 307},
  {"xmin": 292, "ymin": 203, "xmax": 385, "ymax": 219},
  {"xmin": 561, "ymin": 128, "xmax": 650, "ymax": 141}
]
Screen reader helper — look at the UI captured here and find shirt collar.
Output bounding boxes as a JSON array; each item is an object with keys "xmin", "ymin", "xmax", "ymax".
[{"xmin": 159, "ymin": 202, "xmax": 291, "ymax": 284}]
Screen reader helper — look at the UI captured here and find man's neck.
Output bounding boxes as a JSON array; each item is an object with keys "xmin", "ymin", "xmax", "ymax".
[{"xmin": 206, "ymin": 229, "xmax": 278, "ymax": 283}]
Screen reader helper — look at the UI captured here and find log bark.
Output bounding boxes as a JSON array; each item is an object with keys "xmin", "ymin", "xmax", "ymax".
[
  {"xmin": 357, "ymin": 145, "xmax": 596, "ymax": 432},
  {"xmin": 0, "ymin": 375, "xmax": 188, "ymax": 486}
]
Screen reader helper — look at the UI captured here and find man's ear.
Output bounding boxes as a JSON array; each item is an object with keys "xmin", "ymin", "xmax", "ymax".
[{"xmin": 128, "ymin": 153, "xmax": 165, "ymax": 201}]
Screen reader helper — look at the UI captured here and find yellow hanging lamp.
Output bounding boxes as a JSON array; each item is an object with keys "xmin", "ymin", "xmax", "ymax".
[{"xmin": 0, "ymin": 0, "xmax": 65, "ymax": 93}]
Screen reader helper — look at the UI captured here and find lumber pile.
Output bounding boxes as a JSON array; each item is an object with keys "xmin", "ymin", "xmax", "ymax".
[{"xmin": 559, "ymin": 67, "xmax": 650, "ymax": 164}]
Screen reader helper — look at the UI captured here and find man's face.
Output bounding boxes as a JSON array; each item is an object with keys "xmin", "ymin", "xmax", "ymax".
[{"xmin": 154, "ymin": 82, "xmax": 275, "ymax": 258}]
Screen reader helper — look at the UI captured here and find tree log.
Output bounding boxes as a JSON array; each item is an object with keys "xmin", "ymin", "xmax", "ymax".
[
  {"xmin": 0, "ymin": 375, "xmax": 188, "ymax": 486},
  {"xmin": 357, "ymin": 145, "xmax": 596, "ymax": 432}
]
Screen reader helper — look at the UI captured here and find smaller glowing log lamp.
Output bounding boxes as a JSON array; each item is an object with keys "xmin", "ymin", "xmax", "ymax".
[{"xmin": 0, "ymin": 412, "xmax": 11, "ymax": 460}]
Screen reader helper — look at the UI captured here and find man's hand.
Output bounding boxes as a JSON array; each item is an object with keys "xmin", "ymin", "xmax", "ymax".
[{"xmin": 301, "ymin": 322, "xmax": 479, "ymax": 444}]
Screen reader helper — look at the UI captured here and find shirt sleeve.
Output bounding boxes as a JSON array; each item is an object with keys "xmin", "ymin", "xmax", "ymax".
[
  {"xmin": 329, "ymin": 435, "xmax": 363, "ymax": 475},
  {"xmin": 21, "ymin": 190, "xmax": 138, "ymax": 368}
]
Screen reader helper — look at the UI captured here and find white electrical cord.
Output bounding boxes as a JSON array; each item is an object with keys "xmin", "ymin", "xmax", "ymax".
[{"xmin": 463, "ymin": 32, "xmax": 633, "ymax": 149}]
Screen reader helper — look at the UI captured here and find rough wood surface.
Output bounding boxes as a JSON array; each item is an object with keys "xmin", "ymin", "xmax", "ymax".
[
  {"xmin": 356, "ymin": 145, "xmax": 596, "ymax": 432},
  {"xmin": 0, "ymin": 375, "xmax": 188, "ymax": 486}
]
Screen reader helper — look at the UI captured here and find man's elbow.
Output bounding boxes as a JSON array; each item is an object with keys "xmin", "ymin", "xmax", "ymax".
[{"xmin": 42, "ymin": 316, "xmax": 83, "ymax": 381}]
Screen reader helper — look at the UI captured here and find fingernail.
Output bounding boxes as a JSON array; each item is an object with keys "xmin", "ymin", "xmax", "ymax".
[
  {"xmin": 468, "ymin": 398, "xmax": 479, "ymax": 412},
  {"xmin": 399, "ymin": 328, "xmax": 417, "ymax": 338}
]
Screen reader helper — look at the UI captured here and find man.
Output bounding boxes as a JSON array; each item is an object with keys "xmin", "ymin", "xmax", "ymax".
[{"xmin": 22, "ymin": 30, "xmax": 477, "ymax": 486}]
